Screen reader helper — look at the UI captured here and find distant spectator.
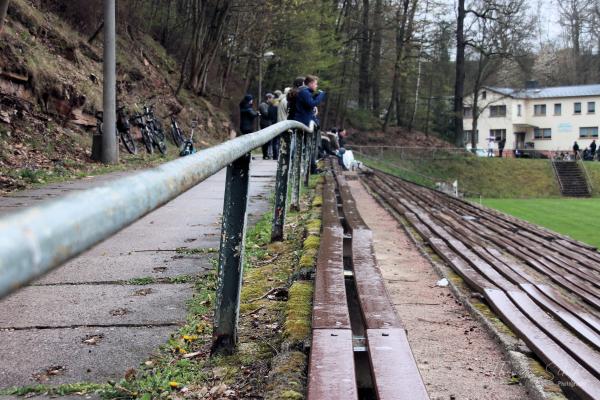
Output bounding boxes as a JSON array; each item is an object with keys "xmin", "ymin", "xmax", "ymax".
[
  {"xmin": 277, "ymin": 88, "xmax": 290, "ymax": 122},
  {"xmin": 338, "ymin": 129, "xmax": 348, "ymax": 149},
  {"xmin": 293, "ymin": 75, "xmax": 326, "ymax": 127},
  {"xmin": 268, "ymin": 95, "xmax": 280, "ymax": 159},
  {"xmin": 259, "ymin": 93, "xmax": 274, "ymax": 159},
  {"xmin": 239, "ymin": 94, "xmax": 258, "ymax": 135},
  {"xmin": 498, "ymin": 137, "xmax": 506, "ymax": 158},
  {"xmin": 487, "ymin": 138, "xmax": 495, "ymax": 157},
  {"xmin": 591, "ymin": 139, "xmax": 597, "ymax": 158},
  {"xmin": 573, "ymin": 141, "xmax": 580, "ymax": 158},
  {"xmin": 287, "ymin": 77, "xmax": 306, "ymax": 122}
]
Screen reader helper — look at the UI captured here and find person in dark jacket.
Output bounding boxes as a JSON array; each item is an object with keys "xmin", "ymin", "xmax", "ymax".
[
  {"xmin": 258, "ymin": 93, "xmax": 275, "ymax": 159},
  {"xmin": 293, "ymin": 75, "xmax": 326, "ymax": 127},
  {"xmin": 287, "ymin": 77, "xmax": 306, "ymax": 122},
  {"xmin": 573, "ymin": 141, "xmax": 580, "ymax": 158},
  {"xmin": 591, "ymin": 139, "xmax": 597, "ymax": 158},
  {"xmin": 498, "ymin": 137, "xmax": 506, "ymax": 158},
  {"xmin": 239, "ymin": 94, "xmax": 258, "ymax": 135}
]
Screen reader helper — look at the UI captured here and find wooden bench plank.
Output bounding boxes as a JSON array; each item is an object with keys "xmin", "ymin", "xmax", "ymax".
[
  {"xmin": 484, "ymin": 288, "xmax": 600, "ymax": 400},
  {"xmin": 507, "ymin": 290, "xmax": 600, "ymax": 378},
  {"xmin": 366, "ymin": 328, "xmax": 429, "ymax": 400},
  {"xmin": 308, "ymin": 329, "xmax": 358, "ymax": 400},
  {"xmin": 352, "ymin": 228, "xmax": 402, "ymax": 329}
]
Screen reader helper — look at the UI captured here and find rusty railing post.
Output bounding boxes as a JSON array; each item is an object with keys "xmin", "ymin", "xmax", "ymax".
[
  {"xmin": 303, "ymin": 129, "xmax": 311, "ymax": 187},
  {"xmin": 211, "ymin": 153, "xmax": 251, "ymax": 355},
  {"xmin": 271, "ymin": 131, "xmax": 292, "ymax": 242},
  {"xmin": 290, "ymin": 130, "xmax": 303, "ymax": 211}
]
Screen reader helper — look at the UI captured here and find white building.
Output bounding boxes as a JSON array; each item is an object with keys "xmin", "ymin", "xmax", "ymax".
[{"xmin": 463, "ymin": 84, "xmax": 600, "ymax": 156}]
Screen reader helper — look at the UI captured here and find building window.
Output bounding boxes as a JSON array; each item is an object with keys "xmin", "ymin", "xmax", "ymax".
[
  {"xmin": 490, "ymin": 129, "xmax": 506, "ymax": 141},
  {"xmin": 481, "ymin": 91, "xmax": 487, "ymax": 100},
  {"xmin": 464, "ymin": 107, "xmax": 473, "ymax": 118},
  {"xmin": 517, "ymin": 104, "xmax": 522, "ymax": 116},
  {"xmin": 580, "ymin": 127, "xmax": 599, "ymax": 138},
  {"xmin": 534, "ymin": 104, "xmax": 546, "ymax": 116},
  {"xmin": 588, "ymin": 102, "xmax": 595, "ymax": 114},
  {"xmin": 574, "ymin": 102, "xmax": 582, "ymax": 114},
  {"xmin": 489, "ymin": 105, "xmax": 506, "ymax": 117},
  {"xmin": 554, "ymin": 103, "xmax": 562, "ymax": 116},
  {"xmin": 534, "ymin": 128, "xmax": 552, "ymax": 139},
  {"xmin": 464, "ymin": 130, "xmax": 479, "ymax": 145}
]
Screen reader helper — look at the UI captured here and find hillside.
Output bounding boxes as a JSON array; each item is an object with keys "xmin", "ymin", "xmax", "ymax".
[{"xmin": 0, "ymin": 0, "xmax": 235, "ymax": 194}]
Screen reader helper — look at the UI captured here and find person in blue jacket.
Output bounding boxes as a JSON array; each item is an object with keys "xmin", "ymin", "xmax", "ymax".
[{"xmin": 293, "ymin": 75, "xmax": 326, "ymax": 127}]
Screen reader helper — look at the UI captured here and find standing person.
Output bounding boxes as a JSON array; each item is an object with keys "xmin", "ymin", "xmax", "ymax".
[
  {"xmin": 277, "ymin": 88, "xmax": 290, "ymax": 122},
  {"xmin": 239, "ymin": 94, "xmax": 258, "ymax": 135},
  {"xmin": 498, "ymin": 137, "xmax": 506, "ymax": 158},
  {"xmin": 573, "ymin": 141, "xmax": 580, "ymax": 158},
  {"xmin": 293, "ymin": 75, "xmax": 326, "ymax": 127},
  {"xmin": 487, "ymin": 138, "xmax": 495, "ymax": 157},
  {"xmin": 259, "ymin": 93, "xmax": 274, "ymax": 159},
  {"xmin": 287, "ymin": 77, "xmax": 306, "ymax": 122},
  {"xmin": 591, "ymin": 139, "xmax": 597, "ymax": 159},
  {"xmin": 268, "ymin": 94, "xmax": 280, "ymax": 159}
]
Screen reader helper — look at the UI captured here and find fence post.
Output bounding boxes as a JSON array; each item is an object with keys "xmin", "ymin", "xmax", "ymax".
[
  {"xmin": 311, "ymin": 128, "xmax": 319, "ymax": 173},
  {"xmin": 290, "ymin": 130, "xmax": 303, "ymax": 211},
  {"xmin": 302, "ymin": 130, "xmax": 310, "ymax": 187},
  {"xmin": 271, "ymin": 131, "xmax": 292, "ymax": 242},
  {"xmin": 211, "ymin": 153, "xmax": 251, "ymax": 355}
]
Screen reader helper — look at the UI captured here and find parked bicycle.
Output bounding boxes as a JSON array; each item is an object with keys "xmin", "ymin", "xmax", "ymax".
[
  {"xmin": 170, "ymin": 115, "xmax": 186, "ymax": 148},
  {"xmin": 130, "ymin": 105, "xmax": 167, "ymax": 155},
  {"xmin": 143, "ymin": 104, "xmax": 167, "ymax": 155},
  {"xmin": 130, "ymin": 111, "xmax": 154, "ymax": 154},
  {"xmin": 94, "ymin": 108, "xmax": 137, "ymax": 155}
]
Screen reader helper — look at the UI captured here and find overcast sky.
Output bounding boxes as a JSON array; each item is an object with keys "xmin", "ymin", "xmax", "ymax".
[{"xmin": 441, "ymin": 0, "xmax": 564, "ymax": 47}]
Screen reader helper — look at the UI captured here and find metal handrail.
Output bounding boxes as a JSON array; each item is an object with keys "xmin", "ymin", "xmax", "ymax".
[
  {"xmin": 550, "ymin": 158, "xmax": 565, "ymax": 193},
  {"xmin": 575, "ymin": 152, "xmax": 594, "ymax": 194},
  {"xmin": 0, "ymin": 120, "xmax": 315, "ymax": 299}
]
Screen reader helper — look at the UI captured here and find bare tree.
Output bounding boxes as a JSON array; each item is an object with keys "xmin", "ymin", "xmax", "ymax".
[{"xmin": 0, "ymin": 0, "xmax": 10, "ymax": 34}]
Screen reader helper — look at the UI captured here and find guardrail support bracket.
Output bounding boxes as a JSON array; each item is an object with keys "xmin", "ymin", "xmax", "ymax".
[
  {"xmin": 211, "ymin": 153, "xmax": 251, "ymax": 355},
  {"xmin": 271, "ymin": 131, "xmax": 292, "ymax": 242}
]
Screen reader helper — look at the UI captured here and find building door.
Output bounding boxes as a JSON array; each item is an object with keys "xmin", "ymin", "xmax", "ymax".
[{"xmin": 515, "ymin": 132, "xmax": 525, "ymax": 149}]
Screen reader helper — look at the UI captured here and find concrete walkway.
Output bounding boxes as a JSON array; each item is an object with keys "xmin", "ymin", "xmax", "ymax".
[{"xmin": 0, "ymin": 159, "xmax": 277, "ymax": 389}]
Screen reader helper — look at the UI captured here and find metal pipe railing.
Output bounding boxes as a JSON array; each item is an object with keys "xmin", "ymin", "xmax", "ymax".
[{"xmin": 0, "ymin": 120, "xmax": 314, "ymax": 301}]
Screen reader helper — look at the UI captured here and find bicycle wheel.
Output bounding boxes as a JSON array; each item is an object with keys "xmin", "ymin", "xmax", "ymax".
[
  {"xmin": 171, "ymin": 126, "xmax": 185, "ymax": 147},
  {"xmin": 141, "ymin": 128, "xmax": 154, "ymax": 154},
  {"xmin": 154, "ymin": 134, "xmax": 167, "ymax": 155},
  {"xmin": 120, "ymin": 129, "xmax": 138, "ymax": 154}
]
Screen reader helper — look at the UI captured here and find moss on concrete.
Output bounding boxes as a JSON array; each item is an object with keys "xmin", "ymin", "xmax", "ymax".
[
  {"xmin": 284, "ymin": 281, "xmax": 313, "ymax": 344},
  {"xmin": 303, "ymin": 235, "xmax": 320, "ymax": 250},
  {"xmin": 264, "ymin": 351, "xmax": 307, "ymax": 400}
]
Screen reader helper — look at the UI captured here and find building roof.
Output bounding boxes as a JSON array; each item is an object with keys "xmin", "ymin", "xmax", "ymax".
[{"xmin": 486, "ymin": 84, "xmax": 600, "ymax": 99}]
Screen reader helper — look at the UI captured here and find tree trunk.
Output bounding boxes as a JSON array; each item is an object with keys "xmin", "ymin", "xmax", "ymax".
[
  {"xmin": 453, "ymin": 0, "xmax": 466, "ymax": 147},
  {"xmin": 383, "ymin": 0, "xmax": 410, "ymax": 132},
  {"xmin": 0, "ymin": 0, "xmax": 10, "ymax": 34},
  {"xmin": 358, "ymin": 0, "xmax": 370, "ymax": 109},
  {"xmin": 370, "ymin": 0, "xmax": 383, "ymax": 115}
]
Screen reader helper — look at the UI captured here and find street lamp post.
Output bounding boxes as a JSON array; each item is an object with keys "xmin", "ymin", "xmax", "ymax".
[{"xmin": 258, "ymin": 51, "xmax": 275, "ymax": 105}]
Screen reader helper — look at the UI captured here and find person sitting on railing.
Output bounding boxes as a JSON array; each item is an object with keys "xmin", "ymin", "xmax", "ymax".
[{"xmin": 239, "ymin": 94, "xmax": 258, "ymax": 136}]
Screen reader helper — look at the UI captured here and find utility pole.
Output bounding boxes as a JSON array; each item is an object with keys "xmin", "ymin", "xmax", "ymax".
[
  {"xmin": 102, "ymin": 0, "xmax": 118, "ymax": 164},
  {"xmin": 0, "ymin": 0, "xmax": 10, "ymax": 34}
]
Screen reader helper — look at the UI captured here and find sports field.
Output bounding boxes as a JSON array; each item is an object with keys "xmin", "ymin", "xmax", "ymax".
[{"xmin": 481, "ymin": 198, "xmax": 600, "ymax": 248}]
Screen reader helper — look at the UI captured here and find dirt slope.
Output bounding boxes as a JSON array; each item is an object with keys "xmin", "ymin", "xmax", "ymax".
[{"xmin": 0, "ymin": 0, "xmax": 235, "ymax": 193}]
